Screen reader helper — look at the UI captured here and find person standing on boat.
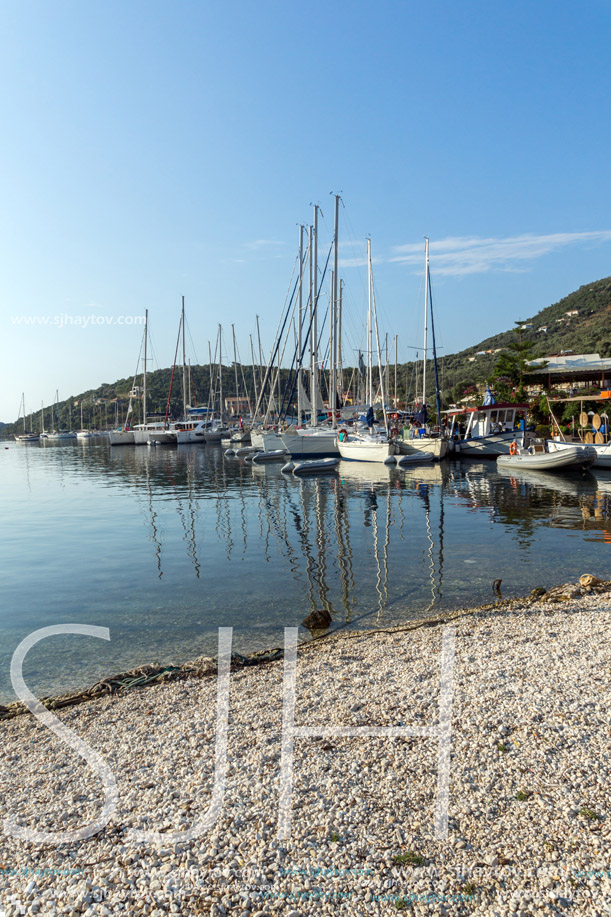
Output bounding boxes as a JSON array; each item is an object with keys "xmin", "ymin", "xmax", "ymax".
[{"xmin": 366, "ymin": 406, "xmax": 374, "ymax": 432}]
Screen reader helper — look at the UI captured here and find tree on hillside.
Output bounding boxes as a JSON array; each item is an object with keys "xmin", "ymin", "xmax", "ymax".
[{"xmin": 492, "ymin": 324, "xmax": 547, "ymax": 400}]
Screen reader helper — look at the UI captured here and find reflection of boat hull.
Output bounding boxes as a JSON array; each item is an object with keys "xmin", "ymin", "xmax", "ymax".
[
  {"xmin": 497, "ymin": 443, "xmax": 596, "ymax": 472},
  {"xmin": 395, "ymin": 437, "xmax": 448, "ymax": 460}
]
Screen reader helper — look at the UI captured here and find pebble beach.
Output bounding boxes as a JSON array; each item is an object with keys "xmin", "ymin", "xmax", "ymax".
[{"xmin": 1, "ymin": 579, "xmax": 611, "ymax": 917}]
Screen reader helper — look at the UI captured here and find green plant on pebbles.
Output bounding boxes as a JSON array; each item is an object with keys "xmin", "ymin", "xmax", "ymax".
[
  {"xmin": 578, "ymin": 806, "xmax": 601, "ymax": 820},
  {"xmin": 516, "ymin": 790, "xmax": 533, "ymax": 801},
  {"xmin": 463, "ymin": 881, "xmax": 477, "ymax": 896},
  {"xmin": 393, "ymin": 850, "xmax": 426, "ymax": 866},
  {"xmin": 497, "ymin": 742, "xmax": 510, "ymax": 753},
  {"xmin": 329, "ymin": 831, "xmax": 341, "ymax": 842},
  {"xmin": 395, "ymin": 900, "xmax": 408, "ymax": 911}
]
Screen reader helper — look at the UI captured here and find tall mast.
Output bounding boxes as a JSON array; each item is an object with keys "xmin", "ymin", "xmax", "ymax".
[
  {"xmin": 338, "ymin": 279, "xmax": 344, "ymax": 407},
  {"xmin": 367, "ymin": 238, "xmax": 373, "ymax": 405},
  {"xmin": 143, "ymin": 309, "xmax": 148, "ymax": 426},
  {"xmin": 249, "ymin": 334, "xmax": 259, "ymax": 415},
  {"xmin": 423, "ymin": 237, "xmax": 429, "ymax": 407},
  {"xmin": 394, "ymin": 335, "xmax": 398, "ymax": 409},
  {"xmin": 331, "ymin": 193, "xmax": 339, "ymax": 428},
  {"xmin": 311, "ymin": 205, "xmax": 319, "ymax": 428},
  {"xmin": 218, "ymin": 324, "xmax": 223, "ymax": 423},
  {"xmin": 232, "ymin": 324, "xmax": 239, "ymax": 419},
  {"xmin": 207, "ymin": 341, "xmax": 214, "ymax": 417},
  {"xmin": 181, "ymin": 296, "xmax": 188, "ymax": 420},
  {"xmin": 297, "ymin": 224, "xmax": 304, "ymax": 426}
]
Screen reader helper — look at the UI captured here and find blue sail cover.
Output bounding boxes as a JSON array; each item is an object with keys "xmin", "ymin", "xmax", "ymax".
[{"xmin": 483, "ymin": 385, "xmax": 495, "ymax": 406}]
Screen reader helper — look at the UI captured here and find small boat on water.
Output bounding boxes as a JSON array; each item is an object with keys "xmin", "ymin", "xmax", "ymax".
[
  {"xmin": 251, "ymin": 449, "xmax": 288, "ymax": 463},
  {"xmin": 397, "ymin": 451, "xmax": 435, "ymax": 466},
  {"xmin": 290, "ymin": 457, "xmax": 341, "ymax": 475},
  {"xmin": 497, "ymin": 437, "xmax": 596, "ymax": 473}
]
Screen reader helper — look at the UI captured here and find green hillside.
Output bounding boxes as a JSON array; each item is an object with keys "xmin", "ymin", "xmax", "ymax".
[
  {"xmin": 4, "ymin": 277, "xmax": 611, "ymax": 435},
  {"xmin": 430, "ymin": 276, "xmax": 611, "ymax": 407}
]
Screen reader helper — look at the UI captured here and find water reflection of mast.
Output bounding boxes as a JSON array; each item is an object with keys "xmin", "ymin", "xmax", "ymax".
[
  {"xmin": 164, "ymin": 452, "xmax": 202, "ymax": 578},
  {"xmin": 183, "ymin": 450, "xmax": 201, "ymax": 578},
  {"xmin": 314, "ymin": 477, "xmax": 333, "ymax": 614},
  {"xmin": 145, "ymin": 450, "xmax": 163, "ymax": 578},
  {"xmin": 333, "ymin": 480, "xmax": 354, "ymax": 621},
  {"xmin": 364, "ymin": 484, "xmax": 387, "ymax": 617},
  {"xmin": 215, "ymin": 448, "xmax": 233, "ymax": 559},
  {"xmin": 299, "ymin": 481, "xmax": 317, "ymax": 611},
  {"xmin": 417, "ymin": 479, "xmax": 444, "ymax": 611}
]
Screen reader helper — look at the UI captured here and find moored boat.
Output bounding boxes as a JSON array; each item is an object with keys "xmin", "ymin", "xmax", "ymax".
[
  {"xmin": 291, "ymin": 457, "xmax": 341, "ymax": 475},
  {"xmin": 497, "ymin": 438, "xmax": 596, "ymax": 472}
]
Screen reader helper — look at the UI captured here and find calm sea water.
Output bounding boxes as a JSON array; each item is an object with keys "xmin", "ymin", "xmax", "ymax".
[{"xmin": 1, "ymin": 440, "xmax": 609, "ymax": 703}]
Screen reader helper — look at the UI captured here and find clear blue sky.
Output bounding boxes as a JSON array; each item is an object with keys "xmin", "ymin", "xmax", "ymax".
[{"xmin": 2, "ymin": 0, "xmax": 611, "ymax": 421}]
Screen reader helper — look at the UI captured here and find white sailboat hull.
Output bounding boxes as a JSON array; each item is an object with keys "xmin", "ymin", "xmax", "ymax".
[
  {"xmin": 109, "ymin": 430, "xmax": 135, "ymax": 445},
  {"xmin": 395, "ymin": 437, "xmax": 448, "ymax": 460},
  {"xmin": 281, "ymin": 430, "xmax": 340, "ymax": 458},
  {"xmin": 337, "ymin": 439, "xmax": 396, "ymax": 463}
]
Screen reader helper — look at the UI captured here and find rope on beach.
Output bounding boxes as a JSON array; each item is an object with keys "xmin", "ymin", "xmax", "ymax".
[{"xmin": 2, "ymin": 578, "xmax": 609, "ymax": 724}]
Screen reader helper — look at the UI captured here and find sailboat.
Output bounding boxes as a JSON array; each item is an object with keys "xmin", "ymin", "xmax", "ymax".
[
  {"xmin": 281, "ymin": 199, "xmax": 342, "ymax": 458},
  {"xmin": 76, "ymin": 400, "xmax": 93, "ymax": 439},
  {"xmin": 394, "ymin": 238, "xmax": 449, "ymax": 461},
  {"xmin": 14, "ymin": 394, "xmax": 40, "ymax": 442},
  {"xmin": 110, "ymin": 312, "xmax": 148, "ymax": 445},
  {"xmin": 337, "ymin": 240, "xmax": 396, "ymax": 464},
  {"xmin": 47, "ymin": 390, "xmax": 77, "ymax": 440}
]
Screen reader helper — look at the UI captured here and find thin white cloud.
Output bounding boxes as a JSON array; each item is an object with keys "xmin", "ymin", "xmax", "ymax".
[
  {"xmin": 390, "ymin": 231, "xmax": 611, "ymax": 276},
  {"xmin": 244, "ymin": 239, "xmax": 287, "ymax": 251}
]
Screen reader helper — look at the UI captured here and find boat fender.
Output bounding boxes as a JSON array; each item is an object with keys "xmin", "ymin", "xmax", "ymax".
[{"xmin": 509, "ymin": 441, "xmax": 518, "ymax": 456}]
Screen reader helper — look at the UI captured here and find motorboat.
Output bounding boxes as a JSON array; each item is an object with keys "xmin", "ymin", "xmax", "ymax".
[
  {"xmin": 447, "ymin": 402, "xmax": 529, "ymax": 457},
  {"xmin": 175, "ymin": 420, "xmax": 208, "ymax": 444},
  {"xmin": 497, "ymin": 437, "xmax": 596, "ymax": 472}
]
